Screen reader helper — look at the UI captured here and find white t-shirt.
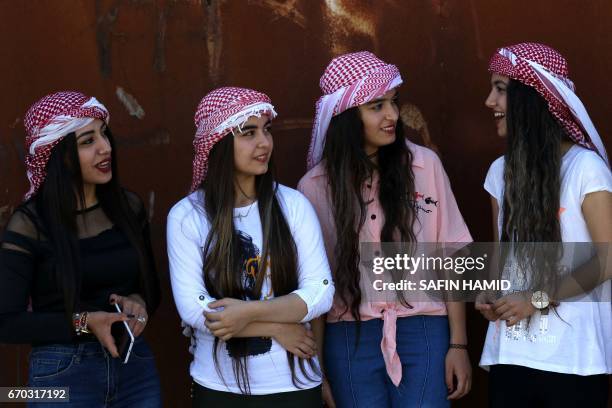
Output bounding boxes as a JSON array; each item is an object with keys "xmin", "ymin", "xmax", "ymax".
[
  {"xmin": 480, "ymin": 145, "xmax": 612, "ymax": 375},
  {"xmin": 167, "ymin": 185, "xmax": 334, "ymax": 394}
]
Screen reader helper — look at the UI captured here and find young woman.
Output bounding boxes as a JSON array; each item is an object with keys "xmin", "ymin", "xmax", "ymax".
[
  {"xmin": 167, "ymin": 87, "xmax": 334, "ymax": 407},
  {"xmin": 476, "ymin": 42, "xmax": 611, "ymax": 407},
  {"xmin": 298, "ymin": 51, "xmax": 472, "ymax": 407},
  {"xmin": 0, "ymin": 91, "xmax": 162, "ymax": 407}
]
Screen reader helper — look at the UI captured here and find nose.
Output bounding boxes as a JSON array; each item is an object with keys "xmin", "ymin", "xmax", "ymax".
[
  {"xmin": 97, "ymin": 133, "xmax": 112, "ymax": 155},
  {"xmin": 485, "ymin": 89, "xmax": 496, "ymax": 109},
  {"xmin": 384, "ymin": 101, "xmax": 400, "ymax": 121},
  {"xmin": 256, "ymin": 129, "xmax": 272, "ymax": 149}
]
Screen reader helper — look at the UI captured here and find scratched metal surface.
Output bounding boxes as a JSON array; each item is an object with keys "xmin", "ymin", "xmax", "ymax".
[{"xmin": 1, "ymin": 1, "xmax": 611, "ymax": 406}]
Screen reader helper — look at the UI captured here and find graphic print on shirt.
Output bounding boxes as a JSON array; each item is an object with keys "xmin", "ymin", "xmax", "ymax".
[
  {"xmin": 410, "ymin": 192, "xmax": 438, "ymax": 214},
  {"xmin": 226, "ymin": 231, "xmax": 272, "ymax": 359}
]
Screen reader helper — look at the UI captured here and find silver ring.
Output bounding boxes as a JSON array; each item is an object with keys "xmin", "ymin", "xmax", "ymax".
[{"xmin": 136, "ymin": 316, "xmax": 147, "ymax": 324}]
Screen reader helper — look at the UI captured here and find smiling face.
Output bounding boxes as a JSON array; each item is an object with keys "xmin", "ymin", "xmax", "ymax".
[
  {"xmin": 75, "ymin": 118, "xmax": 113, "ymax": 187},
  {"xmin": 358, "ymin": 88, "xmax": 400, "ymax": 155},
  {"xmin": 485, "ymin": 73, "xmax": 509, "ymax": 137},
  {"xmin": 233, "ymin": 114, "xmax": 273, "ymax": 179}
]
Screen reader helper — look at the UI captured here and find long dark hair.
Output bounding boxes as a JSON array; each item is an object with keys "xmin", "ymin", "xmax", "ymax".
[
  {"xmin": 322, "ymin": 107, "xmax": 417, "ymax": 321},
  {"xmin": 200, "ymin": 135, "xmax": 318, "ymax": 394},
  {"xmin": 501, "ymin": 79, "xmax": 565, "ymax": 292},
  {"xmin": 31, "ymin": 128, "xmax": 160, "ymax": 323}
]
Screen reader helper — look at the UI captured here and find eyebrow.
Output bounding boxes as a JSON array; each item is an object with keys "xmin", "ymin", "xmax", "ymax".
[
  {"xmin": 364, "ymin": 92, "xmax": 399, "ymax": 105},
  {"xmin": 76, "ymin": 130, "xmax": 95, "ymax": 139},
  {"xmin": 76, "ymin": 124, "xmax": 106, "ymax": 139},
  {"xmin": 239, "ymin": 119, "xmax": 272, "ymax": 131}
]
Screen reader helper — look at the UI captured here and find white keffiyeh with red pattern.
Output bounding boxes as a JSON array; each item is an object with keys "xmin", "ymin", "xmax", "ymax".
[
  {"xmin": 307, "ymin": 51, "xmax": 403, "ymax": 170},
  {"xmin": 489, "ymin": 42, "xmax": 609, "ymax": 167},
  {"xmin": 191, "ymin": 87, "xmax": 277, "ymax": 192},
  {"xmin": 23, "ymin": 91, "xmax": 109, "ymax": 200}
]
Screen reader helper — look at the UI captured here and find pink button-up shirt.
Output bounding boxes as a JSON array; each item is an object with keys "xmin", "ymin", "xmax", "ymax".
[{"xmin": 298, "ymin": 140, "xmax": 472, "ymax": 386}]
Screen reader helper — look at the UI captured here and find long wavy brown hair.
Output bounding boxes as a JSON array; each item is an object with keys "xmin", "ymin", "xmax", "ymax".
[
  {"xmin": 322, "ymin": 107, "xmax": 417, "ymax": 321},
  {"xmin": 501, "ymin": 79, "xmax": 566, "ymax": 292}
]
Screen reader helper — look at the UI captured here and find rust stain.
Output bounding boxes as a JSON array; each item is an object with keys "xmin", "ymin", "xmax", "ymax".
[
  {"xmin": 148, "ymin": 191, "xmax": 155, "ymax": 222},
  {"xmin": 401, "ymin": 102, "xmax": 439, "ymax": 154},
  {"xmin": 204, "ymin": 0, "xmax": 223, "ymax": 85},
  {"xmin": 469, "ymin": 0, "xmax": 484, "ymax": 60},
  {"xmin": 248, "ymin": 0, "xmax": 306, "ymax": 28},
  {"xmin": 323, "ymin": 0, "xmax": 377, "ymax": 55},
  {"xmin": 95, "ymin": 1, "xmax": 120, "ymax": 77},
  {"xmin": 8, "ymin": 117, "xmax": 20, "ymax": 129},
  {"xmin": 273, "ymin": 118, "xmax": 312, "ymax": 131},
  {"xmin": 154, "ymin": 9, "xmax": 167, "ymax": 73},
  {"xmin": 115, "ymin": 87, "xmax": 146, "ymax": 119}
]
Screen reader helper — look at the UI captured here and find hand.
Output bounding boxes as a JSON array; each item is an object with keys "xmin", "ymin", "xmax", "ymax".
[
  {"xmin": 205, "ymin": 298, "xmax": 254, "ymax": 341},
  {"xmin": 272, "ymin": 323, "xmax": 316, "ymax": 359},
  {"xmin": 493, "ymin": 291, "xmax": 536, "ymax": 327},
  {"xmin": 475, "ymin": 291, "xmax": 500, "ymax": 322},
  {"xmin": 445, "ymin": 348, "xmax": 471, "ymax": 400},
  {"xmin": 109, "ymin": 293, "xmax": 148, "ymax": 337},
  {"xmin": 322, "ymin": 377, "xmax": 336, "ymax": 408},
  {"xmin": 86, "ymin": 311, "xmax": 130, "ymax": 358}
]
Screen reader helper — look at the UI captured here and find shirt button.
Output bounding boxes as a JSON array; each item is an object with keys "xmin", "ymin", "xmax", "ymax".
[
  {"xmin": 371, "ymin": 214, "xmax": 376, "ymax": 220},
  {"xmin": 323, "ymin": 279, "xmax": 329, "ymax": 285}
]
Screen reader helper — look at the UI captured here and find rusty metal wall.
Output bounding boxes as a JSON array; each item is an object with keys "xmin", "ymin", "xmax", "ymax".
[{"xmin": 1, "ymin": 1, "xmax": 611, "ymax": 406}]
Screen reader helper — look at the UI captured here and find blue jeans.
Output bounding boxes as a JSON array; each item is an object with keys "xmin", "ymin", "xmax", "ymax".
[
  {"xmin": 325, "ymin": 316, "xmax": 450, "ymax": 408},
  {"xmin": 28, "ymin": 337, "xmax": 161, "ymax": 408}
]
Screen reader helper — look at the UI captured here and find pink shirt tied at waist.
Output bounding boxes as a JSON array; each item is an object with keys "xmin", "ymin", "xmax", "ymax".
[{"xmin": 298, "ymin": 140, "xmax": 472, "ymax": 386}]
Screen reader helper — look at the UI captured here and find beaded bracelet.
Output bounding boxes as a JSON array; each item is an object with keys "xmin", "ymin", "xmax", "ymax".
[
  {"xmin": 449, "ymin": 343, "xmax": 468, "ymax": 350},
  {"xmin": 72, "ymin": 312, "xmax": 91, "ymax": 335}
]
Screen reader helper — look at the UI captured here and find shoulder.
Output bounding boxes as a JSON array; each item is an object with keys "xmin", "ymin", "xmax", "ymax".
[
  {"xmin": 298, "ymin": 163, "xmax": 327, "ymax": 191},
  {"xmin": 407, "ymin": 140, "xmax": 442, "ymax": 168},
  {"xmin": 568, "ymin": 146, "xmax": 609, "ymax": 170},
  {"xmin": 168, "ymin": 191, "xmax": 203, "ymax": 222},
  {"xmin": 275, "ymin": 184, "xmax": 318, "ymax": 222},
  {"xmin": 488, "ymin": 155, "xmax": 505, "ymax": 175},
  {"xmin": 276, "ymin": 184, "xmax": 310, "ymax": 207},
  {"xmin": 122, "ymin": 189, "xmax": 144, "ymax": 212},
  {"xmin": 4, "ymin": 202, "xmax": 40, "ymax": 239}
]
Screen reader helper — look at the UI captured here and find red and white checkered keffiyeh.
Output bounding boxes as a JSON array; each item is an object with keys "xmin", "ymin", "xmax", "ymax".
[
  {"xmin": 307, "ymin": 51, "xmax": 403, "ymax": 170},
  {"xmin": 190, "ymin": 87, "xmax": 277, "ymax": 192},
  {"xmin": 23, "ymin": 91, "xmax": 109, "ymax": 200},
  {"xmin": 489, "ymin": 42, "xmax": 609, "ymax": 167}
]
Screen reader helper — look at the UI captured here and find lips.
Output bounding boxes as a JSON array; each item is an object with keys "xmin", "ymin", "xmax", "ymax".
[
  {"xmin": 493, "ymin": 112, "xmax": 505, "ymax": 120},
  {"xmin": 381, "ymin": 125, "xmax": 395, "ymax": 134},
  {"xmin": 95, "ymin": 159, "xmax": 112, "ymax": 174},
  {"xmin": 253, "ymin": 153, "xmax": 269, "ymax": 163}
]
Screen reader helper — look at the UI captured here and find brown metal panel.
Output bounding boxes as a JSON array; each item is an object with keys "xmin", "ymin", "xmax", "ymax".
[{"xmin": 1, "ymin": 1, "xmax": 611, "ymax": 406}]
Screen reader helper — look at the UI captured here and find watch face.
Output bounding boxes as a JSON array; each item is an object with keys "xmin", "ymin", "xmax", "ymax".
[{"xmin": 532, "ymin": 290, "xmax": 550, "ymax": 309}]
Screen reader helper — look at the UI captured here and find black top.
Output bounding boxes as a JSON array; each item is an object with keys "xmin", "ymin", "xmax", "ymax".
[{"xmin": 0, "ymin": 191, "xmax": 159, "ymax": 345}]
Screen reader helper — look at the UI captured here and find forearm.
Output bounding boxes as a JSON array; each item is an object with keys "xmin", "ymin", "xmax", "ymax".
[
  {"xmin": 232, "ymin": 321, "xmax": 284, "ymax": 338},
  {"xmin": 249, "ymin": 293, "xmax": 308, "ymax": 323},
  {"xmin": 311, "ymin": 316, "xmax": 326, "ymax": 369},
  {"xmin": 445, "ymin": 302, "xmax": 467, "ymax": 344},
  {"xmin": 552, "ymin": 246, "xmax": 611, "ymax": 301}
]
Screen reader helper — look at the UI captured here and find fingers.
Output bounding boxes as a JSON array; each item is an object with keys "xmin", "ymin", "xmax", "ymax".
[
  {"xmin": 207, "ymin": 299, "xmax": 227, "ymax": 309},
  {"xmin": 109, "ymin": 294, "xmax": 123, "ymax": 307},
  {"xmin": 445, "ymin": 361, "xmax": 454, "ymax": 393},
  {"xmin": 474, "ymin": 302, "xmax": 492, "ymax": 311},
  {"xmin": 98, "ymin": 330, "xmax": 119, "ymax": 358},
  {"xmin": 494, "ymin": 303, "xmax": 511, "ymax": 316},
  {"xmin": 447, "ymin": 375, "xmax": 467, "ymax": 399}
]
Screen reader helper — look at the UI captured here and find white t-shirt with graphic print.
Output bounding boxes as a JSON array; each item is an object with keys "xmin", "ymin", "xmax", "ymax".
[
  {"xmin": 479, "ymin": 145, "xmax": 612, "ymax": 375},
  {"xmin": 167, "ymin": 184, "xmax": 334, "ymax": 394}
]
